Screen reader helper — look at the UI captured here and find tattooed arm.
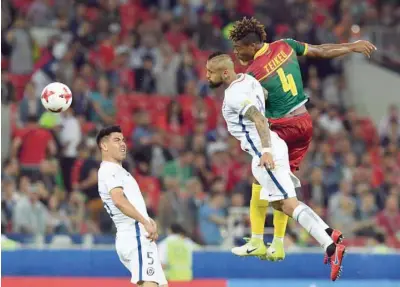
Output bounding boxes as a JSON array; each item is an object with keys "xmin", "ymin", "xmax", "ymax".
[{"xmin": 244, "ymin": 106, "xmax": 271, "ymax": 149}]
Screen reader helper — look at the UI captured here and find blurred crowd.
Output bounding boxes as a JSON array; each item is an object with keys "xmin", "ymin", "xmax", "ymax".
[{"xmin": 1, "ymin": 0, "xmax": 400, "ymax": 248}]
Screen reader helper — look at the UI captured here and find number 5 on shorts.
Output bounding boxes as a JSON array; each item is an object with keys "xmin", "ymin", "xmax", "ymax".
[{"xmin": 147, "ymin": 252, "xmax": 154, "ymax": 265}]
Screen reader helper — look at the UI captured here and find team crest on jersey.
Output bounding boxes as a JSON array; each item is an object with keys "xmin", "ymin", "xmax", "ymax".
[{"xmin": 147, "ymin": 267, "xmax": 155, "ymax": 276}]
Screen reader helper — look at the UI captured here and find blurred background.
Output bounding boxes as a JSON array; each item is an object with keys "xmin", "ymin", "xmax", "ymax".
[{"xmin": 1, "ymin": 0, "xmax": 399, "ymax": 286}]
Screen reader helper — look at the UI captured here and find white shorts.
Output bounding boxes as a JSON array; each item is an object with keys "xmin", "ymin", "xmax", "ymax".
[
  {"xmin": 116, "ymin": 231, "xmax": 167, "ymax": 286},
  {"xmin": 251, "ymin": 134, "xmax": 301, "ymax": 202}
]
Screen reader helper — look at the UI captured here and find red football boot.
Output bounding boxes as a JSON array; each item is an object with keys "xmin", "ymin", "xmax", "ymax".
[
  {"xmin": 330, "ymin": 244, "xmax": 346, "ymax": 281},
  {"xmin": 324, "ymin": 229, "xmax": 343, "ymax": 264}
]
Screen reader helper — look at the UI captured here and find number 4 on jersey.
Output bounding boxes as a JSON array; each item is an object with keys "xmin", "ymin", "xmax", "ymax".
[{"xmin": 277, "ymin": 68, "xmax": 298, "ymax": 96}]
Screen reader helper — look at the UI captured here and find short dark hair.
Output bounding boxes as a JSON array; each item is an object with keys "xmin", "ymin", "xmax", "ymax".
[
  {"xmin": 170, "ymin": 223, "xmax": 186, "ymax": 236},
  {"xmin": 208, "ymin": 51, "xmax": 226, "ymax": 60},
  {"xmin": 96, "ymin": 125, "xmax": 122, "ymax": 147},
  {"xmin": 229, "ymin": 17, "xmax": 267, "ymax": 44}
]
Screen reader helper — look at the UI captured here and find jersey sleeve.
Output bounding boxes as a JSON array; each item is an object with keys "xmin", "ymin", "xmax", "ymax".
[
  {"xmin": 104, "ymin": 170, "xmax": 125, "ymax": 192},
  {"xmin": 226, "ymin": 88, "xmax": 258, "ymax": 116},
  {"xmin": 282, "ymin": 39, "xmax": 308, "ymax": 56}
]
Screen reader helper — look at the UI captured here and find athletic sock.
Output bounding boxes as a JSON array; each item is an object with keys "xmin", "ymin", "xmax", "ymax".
[
  {"xmin": 292, "ymin": 204, "xmax": 334, "ymax": 251},
  {"xmin": 250, "ymin": 183, "xmax": 268, "ymax": 236}
]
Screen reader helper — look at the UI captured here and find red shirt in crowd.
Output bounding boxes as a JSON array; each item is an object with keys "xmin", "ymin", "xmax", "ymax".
[{"xmin": 15, "ymin": 126, "xmax": 54, "ymax": 165}]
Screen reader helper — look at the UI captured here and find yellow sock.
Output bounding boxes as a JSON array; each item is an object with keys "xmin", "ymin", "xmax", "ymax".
[
  {"xmin": 250, "ymin": 183, "xmax": 269, "ymax": 235},
  {"xmin": 273, "ymin": 209, "xmax": 289, "ymax": 238}
]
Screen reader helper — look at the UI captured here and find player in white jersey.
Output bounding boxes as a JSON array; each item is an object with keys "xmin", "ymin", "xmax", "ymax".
[
  {"xmin": 96, "ymin": 126, "xmax": 168, "ymax": 287},
  {"xmin": 206, "ymin": 52, "xmax": 346, "ymax": 281}
]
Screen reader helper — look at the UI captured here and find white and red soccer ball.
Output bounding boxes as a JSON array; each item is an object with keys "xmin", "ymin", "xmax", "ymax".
[{"xmin": 41, "ymin": 82, "xmax": 72, "ymax": 113}]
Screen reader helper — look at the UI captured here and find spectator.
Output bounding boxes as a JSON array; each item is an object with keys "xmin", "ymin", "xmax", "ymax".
[
  {"xmin": 195, "ymin": 12, "xmax": 224, "ymax": 51},
  {"xmin": 130, "ymin": 34, "xmax": 162, "ymax": 70},
  {"xmin": 192, "ymin": 153, "xmax": 214, "ymax": 190},
  {"xmin": 13, "ymin": 184, "xmax": 48, "ymax": 235},
  {"xmin": 132, "ymin": 110, "xmax": 154, "ymax": 148},
  {"xmin": 318, "ymin": 107, "xmax": 344, "ymax": 135},
  {"xmin": 66, "ymin": 191, "xmax": 85, "ymax": 233},
  {"xmin": 5, "ymin": 14, "xmax": 33, "ymax": 75},
  {"xmin": 158, "ymin": 223, "xmax": 200, "ymax": 281},
  {"xmin": 47, "ymin": 193, "xmax": 71, "ymax": 234},
  {"xmin": 155, "ymin": 44, "xmax": 180, "ymax": 96},
  {"xmin": 350, "ymin": 123, "xmax": 367, "ymax": 159},
  {"xmin": 90, "ymin": 76, "xmax": 115, "ymax": 125},
  {"xmin": 379, "ymin": 104, "xmax": 399, "ymax": 138},
  {"xmin": 27, "ymin": 0, "xmax": 55, "ymax": 27},
  {"xmin": 1, "ymin": 70, "xmax": 15, "ymax": 104},
  {"xmin": 19, "ymin": 82, "xmax": 44, "ymax": 125},
  {"xmin": 163, "ymin": 148, "xmax": 194, "ymax": 186},
  {"xmin": 184, "ymin": 177, "xmax": 206, "ymax": 235},
  {"xmin": 381, "ymin": 121, "xmax": 400, "ymax": 147},
  {"xmin": 165, "ymin": 18, "xmax": 189, "ymax": 52},
  {"xmin": 59, "ymin": 107, "xmax": 82, "ymax": 192},
  {"xmin": 158, "ymin": 177, "xmax": 192, "ymax": 236},
  {"xmin": 72, "ymin": 144, "xmax": 100, "ymax": 228},
  {"xmin": 134, "ymin": 55, "xmax": 157, "ymax": 94},
  {"xmin": 301, "ymin": 167, "xmax": 328, "ymax": 207},
  {"xmin": 71, "ymin": 77, "xmax": 92, "ymax": 121},
  {"xmin": 354, "ymin": 191, "xmax": 378, "ymax": 236},
  {"xmin": 328, "ymin": 180, "xmax": 357, "ymax": 236},
  {"xmin": 342, "ymin": 152, "xmax": 358, "ymax": 181},
  {"xmin": 177, "ymin": 53, "xmax": 198, "ymax": 94},
  {"xmin": 11, "ymin": 116, "xmax": 57, "ymax": 180},
  {"xmin": 198, "ymin": 192, "xmax": 226, "ymax": 246},
  {"xmin": 165, "ymin": 100, "xmax": 186, "ymax": 134},
  {"xmin": 376, "ymin": 194, "xmax": 400, "ymax": 242},
  {"xmin": 1, "ymin": 178, "xmax": 20, "ymax": 231}
]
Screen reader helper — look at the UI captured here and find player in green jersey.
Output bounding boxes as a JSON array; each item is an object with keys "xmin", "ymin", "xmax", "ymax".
[{"xmin": 228, "ymin": 17, "xmax": 376, "ymax": 274}]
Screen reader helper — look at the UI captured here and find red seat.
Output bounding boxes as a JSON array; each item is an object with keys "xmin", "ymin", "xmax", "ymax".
[{"xmin": 129, "ymin": 94, "xmax": 152, "ymax": 111}]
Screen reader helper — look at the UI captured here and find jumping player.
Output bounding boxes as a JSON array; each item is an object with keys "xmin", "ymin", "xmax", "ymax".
[
  {"xmin": 97, "ymin": 126, "xmax": 168, "ymax": 287},
  {"xmin": 228, "ymin": 17, "xmax": 377, "ymax": 262},
  {"xmin": 206, "ymin": 52, "xmax": 345, "ymax": 281}
]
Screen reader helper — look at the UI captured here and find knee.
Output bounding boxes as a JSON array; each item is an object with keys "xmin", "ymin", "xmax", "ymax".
[
  {"xmin": 252, "ymin": 178, "xmax": 260, "ymax": 185},
  {"xmin": 270, "ymin": 201, "xmax": 283, "ymax": 211},
  {"xmin": 281, "ymin": 197, "xmax": 299, "ymax": 217}
]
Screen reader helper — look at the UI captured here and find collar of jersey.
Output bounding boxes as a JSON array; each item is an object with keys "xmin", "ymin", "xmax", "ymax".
[
  {"xmin": 228, "ymin": 73, "xmax": 244, "ymax": 89},
  {"xmin": 254, "ymin": 43, "xmax": 269, "ymax": 60}
]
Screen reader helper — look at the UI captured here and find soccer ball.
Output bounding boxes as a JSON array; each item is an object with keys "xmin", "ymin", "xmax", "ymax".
[{"xmin": 41, "ymin": 82, "xmax": 72, "ymax": 113}]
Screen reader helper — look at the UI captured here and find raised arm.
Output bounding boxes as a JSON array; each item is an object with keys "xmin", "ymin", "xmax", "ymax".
[
  {"xmin": 306, "ymin": 40, "xmax": 377, "ymax": 59},
  {"xmin": 244, "ymin": 106, "xmax": 275, "ymax": 169}
]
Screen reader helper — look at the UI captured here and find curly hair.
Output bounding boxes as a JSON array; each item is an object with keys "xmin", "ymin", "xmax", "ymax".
[{"xmin": 229, "ymin": 17, "xmax": 267, "ymax": 44}]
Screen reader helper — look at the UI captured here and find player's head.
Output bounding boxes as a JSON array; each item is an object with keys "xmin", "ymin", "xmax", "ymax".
[
  {"xmin": 96, "ymin": 125, "xmax": 126, "ymax": 162},
  {"xmin": 206, "ymin": 51, "xmax": 235, "ymax": 88},
  {"xmin": 229, "ymin": 17, "xmax": 267, "ymax": 63}
]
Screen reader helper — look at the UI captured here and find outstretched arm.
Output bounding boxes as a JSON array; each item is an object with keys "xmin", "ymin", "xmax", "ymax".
[{"xmin": 306, "ymin": 40, "xmax": 377, "ymax": 59}]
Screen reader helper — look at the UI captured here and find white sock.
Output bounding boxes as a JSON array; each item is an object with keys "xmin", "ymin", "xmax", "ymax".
[
  {"xmin": 251, "ymin": 233, "xmax": 263, "ymax": 239},
  {"xmin": 273, "ymin": 236, "xmax": 284, "ymax": 243},
  {"xmin": 300, "ymin": 202, "xmax": 329, "ymax": 230},
  {"xmin": 293, "ymin": 204, "xmax": 334, "ymax": 250}
]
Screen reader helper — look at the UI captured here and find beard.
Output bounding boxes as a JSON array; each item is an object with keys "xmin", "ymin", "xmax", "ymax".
[{"xmin": 208, "ymin": 80, "xmax": 223, "ymax": 89}]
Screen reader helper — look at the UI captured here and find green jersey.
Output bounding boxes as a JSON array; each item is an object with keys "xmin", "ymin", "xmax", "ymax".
[{"xmin": 246, "ymin": 39, "xmax": 309, "ymax": 118}]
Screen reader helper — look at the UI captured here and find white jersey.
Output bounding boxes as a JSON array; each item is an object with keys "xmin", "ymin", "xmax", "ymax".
[
  {"xmin": 98, "ymin": 161, "xmax": 149, "ymax": 235},
  {"xmin": 222, "ymin": 73, "xmax": 278, "ymax": 157}
]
